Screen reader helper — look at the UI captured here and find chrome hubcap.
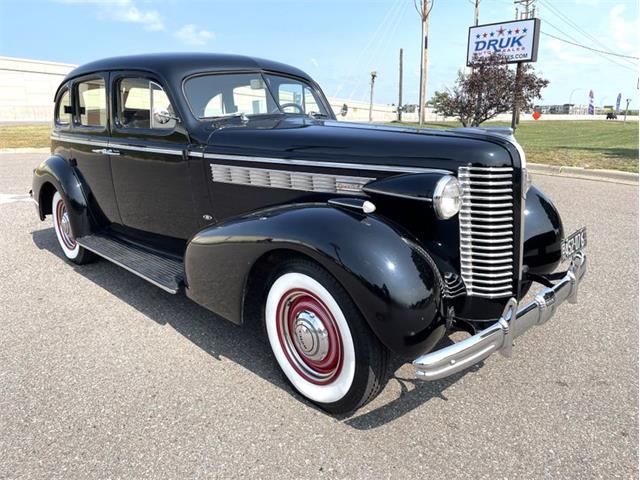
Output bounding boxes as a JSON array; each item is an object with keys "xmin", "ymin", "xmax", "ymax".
[
  {"xmin": 292, "ymin": 310, "xmax": 329, "ymax": 362},
  {"xmin": 61, "ymin": 212, "xmax": 72, "ymax": 239},
  {"xmin": 55, "ymin": 198, "xmax": 76, "ymax": 250},
  {"xmin": 276, "ymin": 289, "xmax": 344, "ymax": 385}
]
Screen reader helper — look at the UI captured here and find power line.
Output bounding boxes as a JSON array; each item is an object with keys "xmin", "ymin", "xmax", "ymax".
[
  {"xmin": 537, "ymin": 0, "xmax": 637, "ymax": 68},
  {"xmin": 541, "ymin": 31, "xmax": 639, "ymax": 60},
  {"xmin": 540, "ymin": 16, "xmax": 638, "ymax": 72}
]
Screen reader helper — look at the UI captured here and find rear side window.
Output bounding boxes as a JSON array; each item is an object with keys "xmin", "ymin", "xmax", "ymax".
[
  {"xmin": 77, "ymin": 79, "xmax": 107, "ymax": 127},
  {"xmin": 117, "ymin": 77, "xmax": 176, "ymax": 130},
  {"xmin": 55, "ymin": 89, "xmax": 72, "ymax": 125}
]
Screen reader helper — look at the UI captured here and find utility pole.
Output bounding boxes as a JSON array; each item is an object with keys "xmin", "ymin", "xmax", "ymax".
[
  {"xmin": 511, "ymin": 0, "xmax": 536, "ymax": 131},
  {"xmin": 415, "ymin": 0, "xmax": 433, "ymax": 127},
  {"xmin": 368, "ymin": 71, "xmax": 377, "ymax": 123},
  {"xmin": 398, "ymin": 48, "xmax": 404, "ymax": 122},
  {"xmin": 473, "ymin": 0, "xmax": 480, "ymax": 26},
  {"xmin": 624, "ymin": 98, "xmax": 631, "ymax": 123}
]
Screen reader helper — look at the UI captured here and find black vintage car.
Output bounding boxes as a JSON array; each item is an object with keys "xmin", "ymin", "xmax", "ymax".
[{"xmin": 32, "ymin": 53, "xmax": 587, "ymax": 414}]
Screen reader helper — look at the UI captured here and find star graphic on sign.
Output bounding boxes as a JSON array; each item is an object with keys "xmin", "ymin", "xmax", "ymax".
[
  {"xmin": 497, "ymin": 27, "xmax": 505, "ymax": 35},
  {"xmin": 515, "ymin": 28, "xmax": 520, "ymax": 33},
  {"xmin": 476, "ymin": 33, "xmax": 480, "ymax": 39},
  {"xmin": 490, "ymin": 31, "xmax": 495, "ymax": 36},
  {"xmin": 507, "ymin": 29, "xmax": 512, "ymax": 34},
  {"xmin": 482, "ymin": 32, "xmax": 488, "ymax": 38},
  {"xmin": 523, "ymin": 27, "xmax": 528, "ymax": 33}
]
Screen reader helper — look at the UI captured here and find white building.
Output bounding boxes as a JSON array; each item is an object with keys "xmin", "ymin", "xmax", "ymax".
[{"xmin": 0, "ymin": 56, "xmax": 77, "ymax": 122}]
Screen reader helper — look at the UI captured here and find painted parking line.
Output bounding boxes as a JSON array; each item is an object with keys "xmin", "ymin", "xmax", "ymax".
[{"xmin": 0, "ymin": 194, "xmax": 33, "ymax": 205}]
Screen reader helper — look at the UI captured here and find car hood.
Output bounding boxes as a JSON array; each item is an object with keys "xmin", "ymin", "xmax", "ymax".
[{"xmin": 199, "ymin": 115, "xmax": 521, "ymax": 172}]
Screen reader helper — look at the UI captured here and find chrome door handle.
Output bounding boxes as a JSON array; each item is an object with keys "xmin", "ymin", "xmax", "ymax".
[{"xmin": 91, "ymin": 148, "xmax": 120, "ymax": 156}]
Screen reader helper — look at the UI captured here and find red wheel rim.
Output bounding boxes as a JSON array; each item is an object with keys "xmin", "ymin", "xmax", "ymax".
[
  {"xmin": 55, "ymin": 198, "xmax": 76, "ymax": 250},
  {"xmin": 275, "ymin": 289, "xmax": 343, "ymax": 385}
]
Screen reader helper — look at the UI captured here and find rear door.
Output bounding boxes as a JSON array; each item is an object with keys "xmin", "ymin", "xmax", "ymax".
[
  {"xmin": 109, "ymin": 73, "xmax": 200, "ymax": 241},
  {"xmin": 70, "ymin": 74, "xmax": 122, "ymax": 225}
]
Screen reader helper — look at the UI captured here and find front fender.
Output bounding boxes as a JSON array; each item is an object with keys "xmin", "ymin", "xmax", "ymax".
[
  {"xmin": 32, "ymin": 155, "xmax": 91, "ymax": 238},
  {"xmin": 184, "ymin": 204, "xmax": 446, "ymax": 358},
  {"xmin": 523, "ymin": 186, "xmax": 564, "ymax": 275}
]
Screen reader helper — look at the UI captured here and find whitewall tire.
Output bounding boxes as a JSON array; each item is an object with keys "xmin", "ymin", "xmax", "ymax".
[
  {"xmin": 51, "ymin": 191, "xmax": 94, "ymax": 264},
  {"xmin": 264, "ymin": 259, "xmax": 389, "ymax": 414}
]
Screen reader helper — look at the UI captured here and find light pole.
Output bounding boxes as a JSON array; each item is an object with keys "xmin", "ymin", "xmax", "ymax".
[
  {"xmin": 368, "ymin": 71, "xmax": 377, "ymax": 123},
  {"xmin": 414, "ymin": 0, "xmax": 434, "ymax": 127}
]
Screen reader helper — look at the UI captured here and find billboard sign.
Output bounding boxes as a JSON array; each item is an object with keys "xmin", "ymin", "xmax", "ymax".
[
  {"xmin": 616, "ymin": 93, "xmax": 622, "ymax": 112},
  {"xmin": 467, "ymin": 18, "xmax": 541, "ymax": 65}
]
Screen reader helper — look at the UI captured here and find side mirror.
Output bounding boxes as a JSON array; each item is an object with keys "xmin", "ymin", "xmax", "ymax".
[
  {"xmin": 340, "ymin": 103, "xmax": 348, "ymax": 117},
  {"xmin": 153, "ymin": 108, "xmax": 180, "ymax": 125}
]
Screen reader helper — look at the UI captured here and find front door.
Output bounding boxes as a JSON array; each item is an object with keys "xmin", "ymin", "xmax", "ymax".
[{"xmin": 109, "ymin": 73, "xmax": 200, "ymax": 242}]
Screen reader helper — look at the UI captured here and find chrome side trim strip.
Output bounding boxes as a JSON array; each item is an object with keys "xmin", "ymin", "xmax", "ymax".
[
  {"xmin": 50, "ymin": 135, "xmax": 183, "ymax": 156},
  {"xmin": 198, "ymin": 152, "xmax": 451, "ymax": 175},
  {"xmin": 51, "ymin": 134, "xmax": 109, "ymax": 148},
  {"xmin": 210, "ymin": 164, "xmax": 375, "ymax": 194},
  {"xmin": 109, "ymin": 143, "xmax": 183, "ymax": 156}
]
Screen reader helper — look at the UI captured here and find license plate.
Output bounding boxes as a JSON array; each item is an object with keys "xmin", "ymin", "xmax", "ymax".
[{"xmin": 561, "ymin": 227, "xmax": 587, "ymax": 261}]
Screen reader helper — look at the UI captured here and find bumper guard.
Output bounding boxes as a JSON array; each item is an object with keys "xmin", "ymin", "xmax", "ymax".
[{"xmin": 413, "ymin": 251, "xmax": 587, "ymax": 380}]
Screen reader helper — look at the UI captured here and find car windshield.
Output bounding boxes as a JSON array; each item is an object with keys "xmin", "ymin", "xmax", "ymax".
[{"xmin": 183, "ymin": 72, "xmax": 330, "ymax": 120}]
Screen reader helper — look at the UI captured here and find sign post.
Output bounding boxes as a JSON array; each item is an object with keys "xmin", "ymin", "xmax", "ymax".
[{"xmin": 466, "ymin": 18, "xmax": 540, "ymax": 132}]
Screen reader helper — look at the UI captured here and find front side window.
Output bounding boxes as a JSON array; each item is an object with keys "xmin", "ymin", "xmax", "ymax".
[
  {"xmin": 183, "ymin": 72, "xmax": 329, "ymax": 119},
  {"xmin": 267, "ymin": 75, "xmax": 323, "ymax": 115},
  {"xmin": 56, "ymin": 88, "xmax": 72, "ymax": 125},
  {"xmin": 77, "ymin": 78, "xmax": 107, "ymax": 127},
  {"xmin": 117, "ymin": 77, "xmax": 176, "ymax": 130}
]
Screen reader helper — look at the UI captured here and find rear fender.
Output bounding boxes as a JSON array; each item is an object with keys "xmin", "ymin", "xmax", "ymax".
[
  {"xmin": 32, "ymin": 155, "xmax": 92, "ymax": 238},
  {"xmin": 184, "ymin": 204, "xmax": 446, "ymax": 358}
]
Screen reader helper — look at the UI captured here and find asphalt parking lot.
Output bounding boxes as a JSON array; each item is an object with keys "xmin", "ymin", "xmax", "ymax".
[{"xmin": 1, "ymin": 152, "xmax": 637, "ymax": 479}]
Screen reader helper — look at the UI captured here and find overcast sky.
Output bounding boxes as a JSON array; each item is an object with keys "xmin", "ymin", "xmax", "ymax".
[{"xmin": 0, "ymin": 0, "xmax": 637, "ymax": 108}]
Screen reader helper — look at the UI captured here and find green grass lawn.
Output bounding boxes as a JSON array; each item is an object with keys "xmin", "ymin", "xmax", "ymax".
[
  {"xmin": 1, "ymin": 120, "xmax": 638, "ymax": 172},
  {"xmin": 0, "ymin": 124, "xmax": 51, "ymax": 149},
  {"xmin": 394, "ymin": 120, "xmax": 639, "ymax": 173}
]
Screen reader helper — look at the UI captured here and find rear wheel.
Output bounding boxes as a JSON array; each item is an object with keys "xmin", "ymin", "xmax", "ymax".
[
  {"xmin": 51, "ymin": 191, "xmax": 94, "ymax": 264},
  {"xmin": 264, "ymin": 259, "xmax": 389, "ymax": 414}
]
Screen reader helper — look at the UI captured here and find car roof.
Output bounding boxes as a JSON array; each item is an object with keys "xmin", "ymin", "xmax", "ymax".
[{"xmin": 63, "ymin": 53, "xmax": 313, "ymax": 84}]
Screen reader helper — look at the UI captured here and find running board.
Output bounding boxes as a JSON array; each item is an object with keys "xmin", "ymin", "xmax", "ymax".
[{"xmin": 76, "ymin": 233, "xmax": 184, "ymax": 294}]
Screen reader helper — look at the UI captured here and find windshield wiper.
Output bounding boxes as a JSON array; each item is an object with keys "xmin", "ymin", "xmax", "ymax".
[
  {"xmin": 208, "ymin": 112, "xmax": 250, "ymax": 129},
  {"xmin": 209, "ymin": 112, "xmax": 249, "ymax": 122}
]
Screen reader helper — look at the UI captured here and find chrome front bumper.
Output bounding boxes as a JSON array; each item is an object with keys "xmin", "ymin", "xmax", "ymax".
[{"xmin": 413, "ymin": 251, "xmax": 587, "ymax": 380}]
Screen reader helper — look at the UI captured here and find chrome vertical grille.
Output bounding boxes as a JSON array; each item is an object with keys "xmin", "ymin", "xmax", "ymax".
[{"xmin": 458, "ymin": 166, "xmax": 515, "ymax": 298}]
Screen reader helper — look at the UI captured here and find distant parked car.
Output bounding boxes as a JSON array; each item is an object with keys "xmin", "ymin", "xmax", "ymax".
[
  {"xmin": 31, "ymin": 53, "xmax": 587, "ymax": 414},
  {"xmin": 606, "ymin": 112, "xmax": 617, "ymax": 120}
]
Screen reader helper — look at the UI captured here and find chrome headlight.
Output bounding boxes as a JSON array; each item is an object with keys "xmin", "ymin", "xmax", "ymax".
[{"xmin": 433, "ymin": 175, "xmax": 461, "ymax": 219}]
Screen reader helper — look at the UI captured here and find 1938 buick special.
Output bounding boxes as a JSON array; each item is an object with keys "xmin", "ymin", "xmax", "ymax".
[{"xmin": 31, "ymin": 53, "xmax": 587, "ymax": 414}]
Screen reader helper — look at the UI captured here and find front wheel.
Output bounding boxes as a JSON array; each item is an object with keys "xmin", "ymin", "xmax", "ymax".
[
  {"xmin": 264, "ymin": 259, "xmax": 389, "ymax": 414},
  {"xmin": 51, "ymin": 191, "xmax": 94, "ymax": 265}
]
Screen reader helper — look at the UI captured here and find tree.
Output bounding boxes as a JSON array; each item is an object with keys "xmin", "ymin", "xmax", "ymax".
[{"xmin": 430, "ymin": 54, "xmax": 549, "ymax": 127}]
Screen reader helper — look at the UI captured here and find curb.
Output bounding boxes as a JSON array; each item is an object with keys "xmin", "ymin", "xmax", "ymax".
[
  {"xmin": 0, "ymin": 147, "xmax": 49, "ymax": 153},
  {"xmin": 529, "ymin": 163, "xmax": 639, "ymax": 186}
]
